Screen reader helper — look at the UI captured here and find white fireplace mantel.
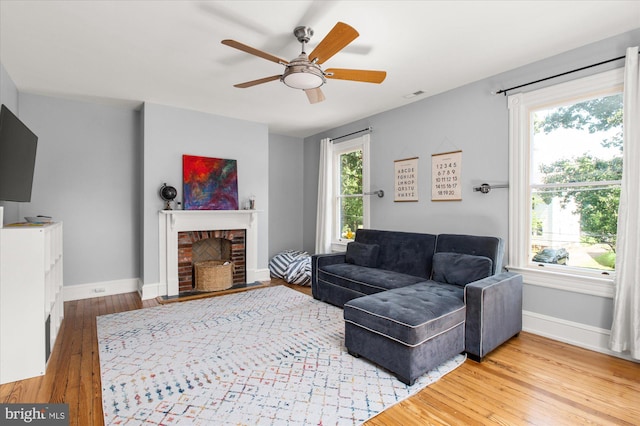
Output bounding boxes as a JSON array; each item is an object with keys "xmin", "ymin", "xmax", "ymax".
[{"xmin": 159, "ymin": 210, "xmax": 259, "ymax": 296}]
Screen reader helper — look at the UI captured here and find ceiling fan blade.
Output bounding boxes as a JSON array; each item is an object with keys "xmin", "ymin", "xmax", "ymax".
[
  {"xmin": 308, "ymin": 22, "xmax": 359, "ymax": 65},
  {"xmin": 325, "ymin": 68, "xmax": 387, "ymax": 83},
  {"xmin": 305, "ymin": 87, "xmax": 326, "ymax": 104},
  {"xmin": 233, "ymin": 75, "xmax": 282, "ymax": 88},
  {"xmin": 221, "ymin": 40, "xmax": 289, "ymax": 65}
]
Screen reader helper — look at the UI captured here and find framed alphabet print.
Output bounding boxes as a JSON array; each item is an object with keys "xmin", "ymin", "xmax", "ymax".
[
  {"xmin": 431, "ymin": 150, "xmax": 462, "ymax": 201},
  {"xmin": 394, "ymin": 157, "xmax": 418, "ymax": 202}
]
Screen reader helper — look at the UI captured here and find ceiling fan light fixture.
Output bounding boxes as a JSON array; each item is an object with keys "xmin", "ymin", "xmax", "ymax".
[
  {"xmin": 282, "ymin": 65, "xmax": 325, "ymax": 89},
  {"xmin": 223, "ymin": 22, "xmax": 385, "ymax": 103}
]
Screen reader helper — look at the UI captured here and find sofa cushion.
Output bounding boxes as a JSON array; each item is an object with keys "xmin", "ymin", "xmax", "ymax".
[
  {"xmin": 355, "ymin": 229, "xmax": 437, "ymax": 279},
  {"xmin": 432, "ymin": 252, "xmax": 493, "ymax": 286},
  {"xmin": 318, "ymin": 263, "xmax": 426, "ymax": 294},
  {"xmin": 344, "ymin": 282, "xmax": 465, "ymax": 347},
  {"xmin": 435, "ymin": 234, "xmax": 504, "ymax": 274},
  {"xmin": 345, "ymin": 242, "xmax": 380, "ymax": 268}
]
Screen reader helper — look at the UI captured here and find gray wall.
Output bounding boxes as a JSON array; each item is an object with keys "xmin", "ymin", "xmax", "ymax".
[
  {"xmin": 15, "ymin": 93, "xmax": 140, "ymax": 286},
  {"xmin": 268, "ymin": 133, "xmax": 304, "ymax": 258},
  {"xmin": 0, "ymin": 76, "xmax": 275, "ymax": 290},
  {"xmin": 303, "ymin": 28, "xmax": 640, "ymax": 331},
  {"xmin": 0, "ymin": 62, "xmax": 20, "ymax": 224},
  {"xmin": 302, "ymin": 84, "xmax": 509, "ymax": 254},
  {"xmin": 141, "ymin": 103, "xmax": 270, "ymax": 286},
  {"xmin": 0, "ymin": 63, "xmax": 18, "ymax": 109}
]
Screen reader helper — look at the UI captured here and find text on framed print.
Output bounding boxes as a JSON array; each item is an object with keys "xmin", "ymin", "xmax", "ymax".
[
  {"xmin": 394, "ymin": 157, "xmax": 418, "ymax": 202},
  {"xmin": 432, "ymin": 150, "xmax": 462, "ymax": 201}
]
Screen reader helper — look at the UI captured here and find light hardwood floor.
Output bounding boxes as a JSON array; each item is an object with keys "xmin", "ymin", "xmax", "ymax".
[{"xmin": 1, "ymin": 280, "xmax": 638, "ymax": 425}]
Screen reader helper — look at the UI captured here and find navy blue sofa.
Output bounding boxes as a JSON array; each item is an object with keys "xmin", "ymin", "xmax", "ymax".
[{"xmin": 311, "ymin": 229, "xmax": 523, "ymax": 377}]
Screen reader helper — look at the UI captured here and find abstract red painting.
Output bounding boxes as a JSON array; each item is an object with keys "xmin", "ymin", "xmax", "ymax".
[{"xmin": 182, "ymin": 155, "xmax": 239, "ymax": 210}]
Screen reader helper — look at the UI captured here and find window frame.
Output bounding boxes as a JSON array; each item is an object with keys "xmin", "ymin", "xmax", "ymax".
[
  {"xmin": 507, "ymin": 68, "xmax": 624, "ymax": 298},
  {"xmin": 331, "ymin": 134, "xmax": 370, "ymax": 251}
]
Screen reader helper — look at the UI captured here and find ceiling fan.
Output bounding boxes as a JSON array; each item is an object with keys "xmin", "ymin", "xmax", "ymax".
[{"xmin": 221, "ymin": 22, "xmax": 386, "ymax": 104}]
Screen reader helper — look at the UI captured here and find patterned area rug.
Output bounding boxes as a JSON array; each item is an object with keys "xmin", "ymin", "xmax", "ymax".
[{"xmin": 97, "ymin": 286, "xmax": 465, "ymax": 425}]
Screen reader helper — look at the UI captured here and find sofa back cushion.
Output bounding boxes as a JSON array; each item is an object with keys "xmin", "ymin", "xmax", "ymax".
[
  {"xmin": 435, "ymin": 234, "xmax": 504, "ymax": 274},
  {"xmin": 432, "ymin": 252, "xmax": 493, "ymax": 286},
  {"xmin": 345, "ymin": 242, "xmax": 380, "ymax": 268},
  {"xmin": 355, "ymin": 229, "xmax": 436, "ymax": 279}
]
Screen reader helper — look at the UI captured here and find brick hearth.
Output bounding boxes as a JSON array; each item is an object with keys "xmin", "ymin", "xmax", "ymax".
[{"xmin": 177, "ymin": 229, "xmax": 246, "ymax": 292}]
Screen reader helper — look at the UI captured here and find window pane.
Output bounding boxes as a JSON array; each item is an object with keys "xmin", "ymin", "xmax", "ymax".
[
  {"xmin": 530, "ymin": 93, "xmax": 622, "ymax": 271},
  {"xmin": 339, "ymin": 150, "xmax": 363, "ymax": 195},
  {"xmin": 339, "ymin": 196, "xmax": 363, "ymax": 239},
  {"xmin": 531, "ymin": 94, "xmax": 623, "ymax": 185},
  {"xmin": 530, "ymin": 182, "xmax": 621, "ymax": 271}
]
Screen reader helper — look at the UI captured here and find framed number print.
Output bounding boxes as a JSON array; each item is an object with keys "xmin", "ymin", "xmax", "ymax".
[{"xmin": 431, "ymin": 150, "xmax": 462, "ymax": 201}]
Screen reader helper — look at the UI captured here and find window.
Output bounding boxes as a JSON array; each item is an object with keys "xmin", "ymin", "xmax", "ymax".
[
  {"xmin": 508, "ymin": 69, "xmax": 624, "ymax": 297},
  {"xmin": 332, "ymin": 135, "xmax": 370, "ymax": 246}
]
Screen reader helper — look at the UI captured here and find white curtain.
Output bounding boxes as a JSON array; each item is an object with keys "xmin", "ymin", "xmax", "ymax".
[
  {"xmin": 315, "ymin": 138, "xmax": 333, "ymax": 254},
  {"xmin": 610, "ymin": 46, "xmax": 640, "ymax": 360}
]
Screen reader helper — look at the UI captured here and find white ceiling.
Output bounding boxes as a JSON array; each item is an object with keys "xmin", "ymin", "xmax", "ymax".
[{"xmin": 1, "ymin": 1, "xmax": 639, "ymax": 138}]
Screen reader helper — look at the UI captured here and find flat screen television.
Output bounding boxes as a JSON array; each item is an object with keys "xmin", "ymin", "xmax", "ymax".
[{"xmin": 0, "ymin": 104, "xmax": 38, "ymax": 202}]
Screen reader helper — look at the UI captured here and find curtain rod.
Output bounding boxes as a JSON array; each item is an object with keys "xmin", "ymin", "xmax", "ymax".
[
  {"xmin": 494, "ymin": 53, "xmax": 635, "ymax": 96},
  {"xmin": 330, "ymin": 126, "xmax": 372, "ymax": 142}
]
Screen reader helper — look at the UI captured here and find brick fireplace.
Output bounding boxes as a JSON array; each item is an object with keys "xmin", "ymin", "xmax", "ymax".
[
  {"xmin": 159, "ymin": 210, "xmax": 259, "ymax": 297},
  {"xmin": 177, "ymin": 229, "xmax": 246, "ymax": 292}
]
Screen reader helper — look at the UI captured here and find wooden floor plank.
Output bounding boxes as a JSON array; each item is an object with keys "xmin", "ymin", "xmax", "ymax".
[
  {"xmin": 454, "ymin": 362, "xmax": 605, "ymax": 425},
  {"xmin": 65, "ymin": 353, "xmax": 82, "ymax": 426},
  {"xmin": 430, "ymin": 367, "xmax": 537, "ymax": 425},
  {"xmin": 117, "ymin": 293, "xmax": 133, "ymax": 313},
  {"xmin": 483, "ymin": 343, "xmax": 640, "ymax": 423},
  {"xmin": 0, "ymin": 381, "xmax": 15, "ymax": 403},
  {"xmin": 48, "ymin": 300, "xmax": 80, "ymax": 404},
  {"xmin": 4, "ymin": 376, "xmax": 42, "ymax": 405},
  {"xmin": 75, "ymin": 295, "xmax": 94, "ymax": 426},
  {"xmin": 1, "ymin": 280, "xmax": 638, "ymax": 426},
  {"xmin": 91, "ymin": 295, "xmax": 103, "ymax": 426}
]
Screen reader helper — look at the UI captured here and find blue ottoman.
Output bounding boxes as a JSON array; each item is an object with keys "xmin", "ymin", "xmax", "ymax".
[{"xmin": 344, "ymin": 282, "xmax": 465, "ymax": 385}]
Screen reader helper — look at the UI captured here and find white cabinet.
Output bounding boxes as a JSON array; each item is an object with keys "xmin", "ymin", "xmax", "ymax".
[{"xmin": 0, "ymin": 222, "xmax": 63, "ymax": 384}]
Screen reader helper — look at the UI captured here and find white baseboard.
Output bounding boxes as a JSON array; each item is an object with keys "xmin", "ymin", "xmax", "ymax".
[
  {"xmin": 63, "ymin": 278, "xmax": 140, "ymax": 301},
  {"xmin": 254, "ymin": 268, "xmax": 271, "ymax": 282},
  {"xmin": 139, "ymin": 281, "xmax": 164, "ymax": 300},
  {"xmin": 66, "ymin": 269, "xmax": 274, "ymax": 302},
  {"xmin": 522, "ymin": 310, "xmax": 636, "ymax": 362}
]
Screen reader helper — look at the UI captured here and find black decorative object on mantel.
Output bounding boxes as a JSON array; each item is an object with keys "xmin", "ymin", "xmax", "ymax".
[{"xmin": 159, "ymin": 183, "xmax": 178, "ymax": 210}]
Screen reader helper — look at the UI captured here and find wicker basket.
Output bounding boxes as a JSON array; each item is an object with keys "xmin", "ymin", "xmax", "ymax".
[{"xmin": 194, "ymin": 260, "xmax": 234, "ymax": 292}]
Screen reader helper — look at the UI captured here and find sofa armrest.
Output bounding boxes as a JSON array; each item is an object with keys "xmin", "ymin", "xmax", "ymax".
[
  {"xmin": 464, "ymin": 271, "xmax": 523, "ymax": 361},
  {"xmin": 311, "ymin": 253, "xmax": 346, "ymax": 300}
]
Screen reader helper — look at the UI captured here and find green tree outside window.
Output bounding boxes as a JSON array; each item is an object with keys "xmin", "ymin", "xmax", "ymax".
[
  {"xmin": 339, "ymin": 149, "xmax": 363, "ymax": 239},
  {"xmin": 533, "ymin": 94, "xmax": 622, "ymax": 268}
]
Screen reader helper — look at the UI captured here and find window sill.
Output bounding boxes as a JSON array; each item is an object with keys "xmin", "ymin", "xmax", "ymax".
[
  {"xmin": 330, "ymin": 240, "xmax": 350, "ymax": 253},
  {"xmin": 505, "ymin": 265, "xmax": 614, "ymax": 298}
]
